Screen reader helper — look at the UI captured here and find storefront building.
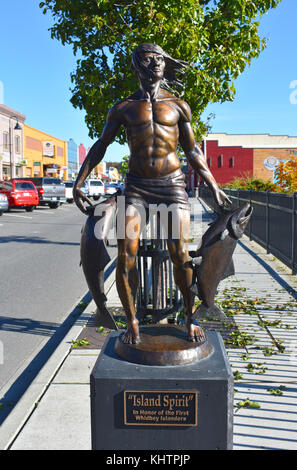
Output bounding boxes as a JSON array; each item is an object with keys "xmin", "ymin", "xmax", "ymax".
[
  {"xmin": 0, "ymin": 104, "xmax": 26, "ymax": 180},
  {"xmin": 78, "ymin": 143, "xmax": 87, "ymax": 169},
  {"xmin": 187, "ymin": 133, "xmax": 297, "ymax": 190},
  {"xmin": 67, "ymin": 138, "xmax": 78, "ymax": 179},
  {"xmin": 24, "ymin": 124, "xmax": 68, "ymax": 180},
  {"xmin": 94, "ymin": 161, "xmax": 108, "ymax": 180}
]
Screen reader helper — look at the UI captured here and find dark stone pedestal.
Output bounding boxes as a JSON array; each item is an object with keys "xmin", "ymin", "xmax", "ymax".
[{"xmin": 90, "ymin": 331, "xmax": 233, "ymax": 450}]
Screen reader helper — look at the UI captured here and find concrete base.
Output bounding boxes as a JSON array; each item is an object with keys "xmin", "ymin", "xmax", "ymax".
[{"xmin": 90, "ymin": 331, "xmax": 233, "ymax": 450}]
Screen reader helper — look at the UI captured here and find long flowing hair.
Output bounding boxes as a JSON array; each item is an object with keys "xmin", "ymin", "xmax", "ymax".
[{"xmin": 131, "ymin": 43, "xmax": 188, "ymax": 94}]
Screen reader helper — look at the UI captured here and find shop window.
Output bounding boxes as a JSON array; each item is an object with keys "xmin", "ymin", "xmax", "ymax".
[
  {"xmin": 3, "ymin": 132, "xmax": 9, "ymax": 151},
  {"xmin": 3, "ymin": 166, "xmax": 9, "ymax": 180},
  {"xmin": 15, "ymin": 135, "xmax": 21, "ymax": 154}
]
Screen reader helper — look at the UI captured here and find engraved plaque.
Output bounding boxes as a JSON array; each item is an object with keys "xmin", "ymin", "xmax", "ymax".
[{"xmin": 124, "ymin": 390, "xmax": 198, "ymax": 426}]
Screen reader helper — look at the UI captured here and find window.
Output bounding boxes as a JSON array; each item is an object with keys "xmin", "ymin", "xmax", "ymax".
[
  {"xmin": 207, "ymin": 158, "xmax": 212, "ymax": 168},
  {"xmin": 2, "ymin": 166, "xmax": 9, "ymax": 179},
  {"xmin": 90, "ymin": 181, "xmax": 103, "ymax": 186},
  {"xmin": 3, "ymin": 132, "xmax": 9, "ymax": 151},
  {"xmin": 43, "ymin": 177, "xmax": 62, "ymax": 185},
  {"xmin": 218, "ymin": 155, "xmax": 223, "ymax": 168},
  {"xmin": 229, "ymin": 157, "xmax": 235, "ymax": 168},
  {"xmin": 15, "ymin": 182, "xmax": 35, "ymax": 191},
  {"xmin": 15, "ymin": 135, "xmax": 21, "ymax": 154},
  {"xmin": 4, "ymin": 182, "xmax": 13, "ymax": 191}
]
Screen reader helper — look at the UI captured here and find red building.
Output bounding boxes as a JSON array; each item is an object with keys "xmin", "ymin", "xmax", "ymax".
[
  {"xmin": 187, "ymin": 133, "xmax": 297, "ymax": 191},
  {"xmin": 202, "ymin": 139, "xmax": 253, "ymax": 185},
  {"xmin": 78, "ymin": 143, "xmax": 87, "ymax": 167}
]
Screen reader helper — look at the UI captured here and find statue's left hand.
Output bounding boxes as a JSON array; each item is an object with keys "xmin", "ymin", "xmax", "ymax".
[
  {"xmin": 213, "ymin": 188, "xmax": 232, "ymax": 208},
  {"xmin": 73, "ymin": 185, "xmax": 94, "ymax": 215}
]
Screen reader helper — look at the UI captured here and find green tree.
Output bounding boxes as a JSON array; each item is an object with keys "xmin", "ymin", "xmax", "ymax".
[
  {"xmin": 40, "ymin": 0, "xmax": 282, "ymax": 142},
  {"xmin": 119, "ymin": 155, "xmax": 129, "ymax": 178}
]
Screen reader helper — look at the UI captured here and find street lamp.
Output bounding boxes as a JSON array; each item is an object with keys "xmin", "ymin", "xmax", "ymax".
[{"xmin": 9, "ymin": 115, "xmax": 22, "ymax": 179}]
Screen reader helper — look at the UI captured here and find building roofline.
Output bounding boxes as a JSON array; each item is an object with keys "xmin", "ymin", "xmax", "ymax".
[
  {"xmin": 0, "ymin": 103, "xmax": 26, "ymax": 122},
  {"xmin": 24, "ymin": 123, "xmax": 66, "ymax": 144},
  {"xmin": 204, "ymin": 132, "xmax": 297, "ymax": 149},
  {"xmin": 205, "ymin": 132, "xmax": 297, "ymax": 138}
]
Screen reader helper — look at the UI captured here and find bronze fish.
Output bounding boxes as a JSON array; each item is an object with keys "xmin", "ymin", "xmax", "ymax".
[
  {"xmin": 190, "ymin": 202, "xmax": 253, "ymax": 320},
  {"xmin": 80, "ymin": 195, "xmax": 118, "ymax": 329}
]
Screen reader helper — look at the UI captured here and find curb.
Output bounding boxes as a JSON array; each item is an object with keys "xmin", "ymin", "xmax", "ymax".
[{"xmin": 1, "ymin": 256, "xmax": 117, "ymax": 450}]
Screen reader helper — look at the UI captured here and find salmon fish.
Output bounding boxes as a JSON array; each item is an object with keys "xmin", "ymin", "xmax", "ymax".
[
  {"xmin": 190, "ymin": 203, "xmax": 253, "ymax": 320},
  {"xmin": 80, "ymin": 195, "xmax": 118, "ymax": 329}
]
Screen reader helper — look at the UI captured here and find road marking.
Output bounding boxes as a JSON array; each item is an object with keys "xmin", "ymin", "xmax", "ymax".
[
  {"xmin": 36, "ymin": 211, "xmax": 55, "ymax": 214},
  {"xmin": 5, "ymin": 214, "xmax": 33, "ymax": 219}
]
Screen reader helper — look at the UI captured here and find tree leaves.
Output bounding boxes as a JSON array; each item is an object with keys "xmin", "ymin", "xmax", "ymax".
[
  {"xmin": 274, "ymin": 158, "xmax": 297, "ymax": 193},
  {"xmin": 40, "ymin": 0, "xmax": 282, "ymax": 143}
]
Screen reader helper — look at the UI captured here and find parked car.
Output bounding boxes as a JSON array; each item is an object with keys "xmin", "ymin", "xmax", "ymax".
[
  {"xmin": 0, "ymin": 180, "xmax": 39, "ymax": 212},
  {"xmin": 64, "ymin": 180, "xmax": 89, "ymax": 203},
  {"xmin": 13, "ymin": 177, "xmax": 66, "ymax": 208},
  {"xmin": 105, "ymin": 182, "xmax": 119, "ymax": 195},
  {"xmin": 0, "ymin": 192, "xmax": 9, "ymax": 215},
  {"xmin": 65, "ymin": 181, "xmax": 74, "ymax": 203},
  {"xmin": 86, "ymin": 179, "xmax": 105, "ymax": 200}
]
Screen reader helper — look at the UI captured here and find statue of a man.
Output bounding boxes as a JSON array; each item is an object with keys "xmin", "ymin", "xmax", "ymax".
[{"xmin": 74, "ymin": 43, "xmax": 230, "ymax": 345}]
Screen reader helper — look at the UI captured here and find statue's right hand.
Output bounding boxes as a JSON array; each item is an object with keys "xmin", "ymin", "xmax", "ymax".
[{"xmin": 73, "ymin": 185, "xmax": 94, "ymax": 215}]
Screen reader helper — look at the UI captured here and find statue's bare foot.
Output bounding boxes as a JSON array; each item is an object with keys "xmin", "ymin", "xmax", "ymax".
[
  {"xmin": 187, "ymin": 320, "xmax": 206, "ymax": 343},
  {"xmin": 122, "ymin": 320, "xmax": 140, "ymax": 344}
]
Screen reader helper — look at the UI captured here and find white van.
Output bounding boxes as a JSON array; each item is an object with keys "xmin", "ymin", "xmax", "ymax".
[{"xmin": 86, "ymin": 179, "xmax": 105, "ymax": 200}]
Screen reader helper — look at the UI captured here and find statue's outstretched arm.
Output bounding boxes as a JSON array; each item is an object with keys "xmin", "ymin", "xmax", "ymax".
[
  {"xmin": 177, "ymin": 107, "xmax": 231, "ymax": 207},
  {"xmin": 74, "ymin": 107, "xmax": 122, "ymax": 214}
]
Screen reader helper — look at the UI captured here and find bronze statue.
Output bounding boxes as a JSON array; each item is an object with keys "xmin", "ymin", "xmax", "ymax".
[{"xmin": 74, "ymin": 43, "xmax": 231, "ymax": 346}]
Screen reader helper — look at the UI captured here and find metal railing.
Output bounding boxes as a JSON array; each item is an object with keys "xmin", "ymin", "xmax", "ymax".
[
  {"xmin": 199, "ymin": 186, "xmax": 297, "ymax": 275},
  {"xmin": 136, "ymin": 214, "xmax": 183, "ymax": 324}
]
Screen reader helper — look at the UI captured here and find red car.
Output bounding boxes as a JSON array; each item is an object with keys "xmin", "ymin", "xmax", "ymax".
[{"xmin": 0, "ymin": 180, "xmax": 39, "ymax": 212}]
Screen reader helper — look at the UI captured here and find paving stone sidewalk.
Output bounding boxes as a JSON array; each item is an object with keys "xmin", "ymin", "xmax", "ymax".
[{"xmin": 8, "ymin": 199, "xmax": 297, "ymax": 450}]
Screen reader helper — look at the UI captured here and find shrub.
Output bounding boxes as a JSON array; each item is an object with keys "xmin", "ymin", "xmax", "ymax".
[{"xmin": 224, "ymin": 176, "xmax": 283, "ymax": 192}]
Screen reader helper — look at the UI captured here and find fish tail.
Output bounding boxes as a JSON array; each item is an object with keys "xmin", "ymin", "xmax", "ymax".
[
  {"xmin": 94, "ymin": 305, "xmax": 119, "ymax": 330},
  {"xmin": 193, "ymin": 303, "xmax": 227, "ymax": 321}
]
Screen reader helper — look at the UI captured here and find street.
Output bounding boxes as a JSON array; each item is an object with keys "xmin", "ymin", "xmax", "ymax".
[{"xmin": 0, "ymin": 202, "xmax": 115, "ymax": 421}]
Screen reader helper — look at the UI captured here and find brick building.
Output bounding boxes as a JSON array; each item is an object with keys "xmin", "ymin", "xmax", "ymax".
[{"xmin": 187, "ymin": 133, "xmax": 297, "ymax": 191}]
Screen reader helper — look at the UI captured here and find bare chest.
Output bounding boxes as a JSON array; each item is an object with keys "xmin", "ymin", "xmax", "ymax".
[{"xmin": 123, "ymin": 100, "xmax": 180, "ymax": 128}]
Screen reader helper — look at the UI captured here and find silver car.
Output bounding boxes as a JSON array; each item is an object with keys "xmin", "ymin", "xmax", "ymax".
[{"xmin": 0, "ymin": 192, "xmax": 9, "ymax": 216}]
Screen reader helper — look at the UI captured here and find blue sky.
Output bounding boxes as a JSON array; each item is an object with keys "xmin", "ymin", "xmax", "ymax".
[{"xmin": 0, "ymin": 0, "xmax": 296, "ymax": 163}]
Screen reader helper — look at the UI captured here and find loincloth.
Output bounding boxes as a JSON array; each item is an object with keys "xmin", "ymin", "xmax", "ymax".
[{"xmin": 124, "ymin": 169, "xmax": 190, "ymax": 210}]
